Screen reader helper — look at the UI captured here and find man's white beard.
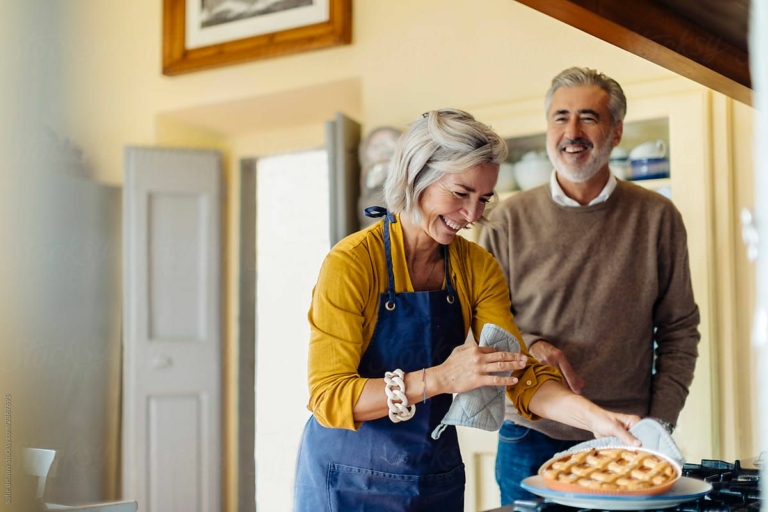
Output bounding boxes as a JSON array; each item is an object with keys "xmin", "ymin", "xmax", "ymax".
[{"xmin": 548, "ymin": 133, "xmax": 615, "ymax": 184}]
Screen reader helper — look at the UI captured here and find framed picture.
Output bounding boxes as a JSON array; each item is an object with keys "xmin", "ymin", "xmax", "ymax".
[{"xmin": 163, "ymin": 0, "xmax": 352, "ymax": 76}]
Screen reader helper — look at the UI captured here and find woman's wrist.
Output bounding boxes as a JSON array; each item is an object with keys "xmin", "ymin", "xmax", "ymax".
[{"xmin": 404, "ymin": 368, "xmax": 435, "ymax": 404}]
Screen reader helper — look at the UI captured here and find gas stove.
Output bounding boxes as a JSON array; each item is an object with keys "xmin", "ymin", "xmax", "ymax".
[
  {"xmin": 677, "ymin": 459, "xmax": 761, "ymax": 512},
  {"xmin": 485, "ymin": 458, "xmax": 762, "ymax": 512}
]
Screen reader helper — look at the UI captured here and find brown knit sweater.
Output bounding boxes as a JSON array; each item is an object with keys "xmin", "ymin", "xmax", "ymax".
[{"xmin": 479, "ymin": 180, "xmax": 700, "ymax": 440}]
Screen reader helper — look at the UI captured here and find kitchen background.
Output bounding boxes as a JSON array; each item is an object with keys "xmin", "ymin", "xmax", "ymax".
[{"xmin": 0, "ymin": 1, "xmax": 763, "ymax": 512}]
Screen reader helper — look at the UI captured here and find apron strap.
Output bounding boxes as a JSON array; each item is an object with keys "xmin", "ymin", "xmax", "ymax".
[
  {"xmin": 367, "ymin": 206, "xmax": 397, "ymax": 307},
  {"xmin": 366, "ymin": 206, "xmax": 456, "ymax": 307},
  {"xmin": 364, "ymin": 205, "xmax": 394, "ymax": 221}
]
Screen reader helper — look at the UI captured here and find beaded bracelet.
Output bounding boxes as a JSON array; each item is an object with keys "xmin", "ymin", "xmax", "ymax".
[{"xmin": 384, "ymin": 369, "xmax": 415, "ymax": 423}]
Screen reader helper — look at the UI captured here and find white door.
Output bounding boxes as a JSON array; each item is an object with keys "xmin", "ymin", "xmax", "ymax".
[
  {"xmin": 458, "ymin": 427, "xmax": 502, "ymax": 512},
  {"xmin": 122, "ymin": 147, "xmax": 222, "ymax": 512}
]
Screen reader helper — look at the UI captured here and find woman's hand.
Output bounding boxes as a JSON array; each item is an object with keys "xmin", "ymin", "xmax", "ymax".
[
  {"xmin": 352, "ymin": 340, "xmax": 526, "ymax": 422},
  {"xmin": 432, "ymin": 341, "xmax": 527, "ymax": 395}
]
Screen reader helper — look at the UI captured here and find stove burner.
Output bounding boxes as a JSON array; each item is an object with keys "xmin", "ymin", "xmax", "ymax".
[
  {"xmin": 510, "ymin": 459, "xmax": 761, "ymax": 512},
  {"xmin": 680, "ymin": 459, "xmax": 761, "ymax": 512}
]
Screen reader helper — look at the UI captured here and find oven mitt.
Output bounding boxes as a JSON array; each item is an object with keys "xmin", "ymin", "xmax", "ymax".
[
  {"xmin": 431, "ymin": 323, "xmax": 521, "ymax": 439},
  {"xmin": 553, "ymin": 417, "xmax": 685, "ymax": 467}
]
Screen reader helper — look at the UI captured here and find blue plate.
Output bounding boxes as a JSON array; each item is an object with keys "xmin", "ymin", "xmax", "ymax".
[
  {"xmin": 521, "ymin": 476, "xmax": 712, "ymax": 511},
  {"xmin": 629, "ymin": 173, "xmax": 670, "ymax": 181}
]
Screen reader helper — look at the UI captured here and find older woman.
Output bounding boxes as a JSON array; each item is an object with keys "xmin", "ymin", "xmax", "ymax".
[{"xmin": 293, "ymin": 109, "xmax": 639, "ymax": 511}]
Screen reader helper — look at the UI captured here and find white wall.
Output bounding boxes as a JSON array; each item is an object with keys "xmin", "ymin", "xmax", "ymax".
[{"xmin": 1, "ymin": 3, "xmax": 123, "ymax": 511}]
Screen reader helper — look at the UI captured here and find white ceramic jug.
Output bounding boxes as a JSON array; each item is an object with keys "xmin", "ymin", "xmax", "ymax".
[{"xmin": 629, "ymin": 140, "xmax": 667, "ymax": 160}]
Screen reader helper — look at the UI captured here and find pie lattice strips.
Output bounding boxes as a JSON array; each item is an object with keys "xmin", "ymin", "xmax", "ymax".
[{"xmin": 541, "ymin": 448, "xmax": 679, "ymax": 492}]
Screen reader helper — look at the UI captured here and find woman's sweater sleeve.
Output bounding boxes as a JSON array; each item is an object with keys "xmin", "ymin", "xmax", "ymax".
[
  {"xmin": 465, "ymin": 242, "xmax": 564, "ymax": 420},
  {"xmin": 306, "ymin": 247, "xmax": 372, "ymax": 430}
]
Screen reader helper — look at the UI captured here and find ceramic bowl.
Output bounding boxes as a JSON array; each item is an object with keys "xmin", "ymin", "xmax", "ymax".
[
  {"xmin": 513, "ymin": 155, "xmax": 551, "ymax": 190},
  {"xmin": 630, "ymin": 157, "xmax": 670, "ymax": 180},
  {"xmin": 496, "ymin": 162, "xmax": 519, "ymax": 192}
]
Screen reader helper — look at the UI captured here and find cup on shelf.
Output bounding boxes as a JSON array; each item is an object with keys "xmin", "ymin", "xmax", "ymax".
[{"xmin": 629, "ymin": 140, "xmax": 669, "ymax": 180}]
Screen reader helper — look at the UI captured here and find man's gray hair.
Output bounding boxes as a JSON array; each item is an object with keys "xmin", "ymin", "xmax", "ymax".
[
  {"xmin": 545, "ymin": 67, "xmax": 627, "ymax": 124},
  {"xmin": 384, "ymin": 108, "xmax": 508, "ymax": 225}
]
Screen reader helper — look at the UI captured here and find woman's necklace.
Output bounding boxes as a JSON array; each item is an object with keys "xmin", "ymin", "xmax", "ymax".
[{"xmin": 412, "ymin": 256, "xmax": 442, "ymax": 291}]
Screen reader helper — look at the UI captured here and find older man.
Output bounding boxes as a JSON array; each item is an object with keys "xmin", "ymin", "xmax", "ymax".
[{"xmin": 479, "ymin": 67, "xmax": 700, "ymax": 505}]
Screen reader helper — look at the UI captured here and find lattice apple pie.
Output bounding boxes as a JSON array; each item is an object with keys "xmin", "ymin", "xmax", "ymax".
[{"xmin": 539, "ymin": 447, "xmax": 681, "ymax": 495}]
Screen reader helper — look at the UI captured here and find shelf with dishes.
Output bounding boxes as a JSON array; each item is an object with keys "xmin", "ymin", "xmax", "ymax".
[
  {"xmin": 497, "ymin": 117, "xmax": 671, "ymax": 197},
  {"xmin": 461, "ymin": 118, "xmax": 674, "ymax": 243}
]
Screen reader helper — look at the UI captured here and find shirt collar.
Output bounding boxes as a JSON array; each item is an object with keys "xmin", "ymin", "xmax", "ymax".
[{"xmin": 550, "ymin": 170, "xmax": 617, "ymax": 207}]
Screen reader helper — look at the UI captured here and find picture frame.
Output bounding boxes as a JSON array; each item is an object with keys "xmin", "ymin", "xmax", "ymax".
[{"xmin": 163, "ymin": 0, "xmax": 352, "ymax": 76}]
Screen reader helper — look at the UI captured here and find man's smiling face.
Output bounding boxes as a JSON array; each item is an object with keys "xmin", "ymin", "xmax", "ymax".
[{"xmin": 545, "ymin": 85, "xmax": 622, "ymax": 184}]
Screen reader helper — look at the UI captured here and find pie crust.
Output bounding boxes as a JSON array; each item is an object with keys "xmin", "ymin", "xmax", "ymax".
[{"xmin": 539, "ymin": 447, "xmax": 681, "ymax": 495}]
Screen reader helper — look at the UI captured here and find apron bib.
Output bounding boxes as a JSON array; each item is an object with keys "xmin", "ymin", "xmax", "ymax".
[{"xmin": 294, "ymin": 210, "xmax": 466, "ymax": 512}]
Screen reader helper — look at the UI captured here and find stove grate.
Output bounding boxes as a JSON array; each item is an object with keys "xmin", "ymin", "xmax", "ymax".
[{"xmin": 510, "ymin": 459, "xmax": 761, "ymax": 512}]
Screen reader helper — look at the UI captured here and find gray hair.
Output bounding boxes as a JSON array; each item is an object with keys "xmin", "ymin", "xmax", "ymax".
[
  {"xmin": 545, "ymin": 67, "xmax": 627, "ymax": 124},
  {"xmin": 384, "ymin": 108, "xmax": 508, "ymax": 225}
]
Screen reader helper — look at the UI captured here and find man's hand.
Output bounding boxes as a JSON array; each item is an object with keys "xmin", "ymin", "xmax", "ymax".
[{"xmin": 529, "ymin": 340, "xmax": 585, "ymax": 394}]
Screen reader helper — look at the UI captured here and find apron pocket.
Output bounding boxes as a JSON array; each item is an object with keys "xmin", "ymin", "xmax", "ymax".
[{"xmin": 327, "ymin": 463, "xmax": 465, "ymax": 512}]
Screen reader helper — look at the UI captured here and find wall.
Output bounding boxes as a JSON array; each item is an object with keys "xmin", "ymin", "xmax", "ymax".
[
  {"xmin": 1, "ymin": 3, "xmax": 124, "ymax": 511},
  {"xmin": 731, "ymin": 101, "xmax": 758, "ymax": 458},
  {"xmin": 54, "ymin": 1, "xmax": 757, "ymax": 510},
  {"xmin": 60, "ymin": 0, "xmax": 675, "ymax": 184}
]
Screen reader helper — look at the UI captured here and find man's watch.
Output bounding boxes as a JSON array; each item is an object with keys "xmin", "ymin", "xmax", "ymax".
[{"xmin": 650, "ymin": 417, "xmax": 675, "ymax": 434}]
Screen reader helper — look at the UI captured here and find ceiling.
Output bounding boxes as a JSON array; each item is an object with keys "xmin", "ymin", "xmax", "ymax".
[{"xmin": 515, "ymin": 0, "xmax": 752, "ymax": 105}]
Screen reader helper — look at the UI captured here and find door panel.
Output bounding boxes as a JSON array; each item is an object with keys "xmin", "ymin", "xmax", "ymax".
[{"xmin": 123, "ymin": 147, "xmax": 222, "ymax": 512}]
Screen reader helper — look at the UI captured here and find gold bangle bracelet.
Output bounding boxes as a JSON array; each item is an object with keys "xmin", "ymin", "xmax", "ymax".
[{"xmin": 421, "ymin": 368, "xmax": 427, "ymax": 404}]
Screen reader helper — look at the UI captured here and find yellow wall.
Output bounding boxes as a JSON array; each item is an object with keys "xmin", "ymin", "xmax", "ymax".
[
  {"xmin": 60, "ymin": 0, "xmax": 675, "ymax": 185},
  {"xmin": 59, "ymin": 1, "xmax": 757, "ymax": 510},
  {"xmin": 731, "ymin": 101, "xmax": 757, "ymax": 457}
]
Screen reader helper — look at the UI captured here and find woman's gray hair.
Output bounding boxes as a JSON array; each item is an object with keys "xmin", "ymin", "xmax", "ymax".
[
  {"xmin": 384, "ymin": 108, "xmax": 508, "ymax": 225},
  {"xmin": 545, "ymin": 67, "xmax": 627, "ymax": 124}
]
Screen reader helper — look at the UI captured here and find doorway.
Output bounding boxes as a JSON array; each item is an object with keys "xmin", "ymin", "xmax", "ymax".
[{"xmin": 253, "ymin": 148, "xmax": 330, "ymax": 511}]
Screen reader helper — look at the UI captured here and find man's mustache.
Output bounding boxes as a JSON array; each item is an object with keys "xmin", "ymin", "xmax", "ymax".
[{"xmin": 558, "ymin": 138, "xmax": 593, "ymax": 150}]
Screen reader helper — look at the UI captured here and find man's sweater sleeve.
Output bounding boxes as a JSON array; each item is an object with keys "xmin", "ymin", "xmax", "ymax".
[{"xmin": 649, "ymin": 206, "xmax": 701, "ymax": 425}]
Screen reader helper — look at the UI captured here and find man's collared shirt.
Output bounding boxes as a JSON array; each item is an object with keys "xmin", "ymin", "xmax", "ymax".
[{"xmin": 549, "ymin": 170, "xmax": 617, "ymax": 207}]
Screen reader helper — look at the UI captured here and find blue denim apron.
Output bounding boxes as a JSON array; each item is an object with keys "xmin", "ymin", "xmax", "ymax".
[{"xmin": 293, "ymin": 209, "xmax": 466, "ymax": 512}]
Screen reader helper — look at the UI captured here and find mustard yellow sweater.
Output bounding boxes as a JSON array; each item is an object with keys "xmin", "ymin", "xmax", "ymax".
[{"xmin": 307, "ymin": 215, "xmax": 563, "ymax": 430}]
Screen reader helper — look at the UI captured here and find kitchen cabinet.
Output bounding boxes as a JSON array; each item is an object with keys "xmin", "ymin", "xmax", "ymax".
[{"xmin": 459, "ymin": 77, "xmax": 734, "ymax": 512}]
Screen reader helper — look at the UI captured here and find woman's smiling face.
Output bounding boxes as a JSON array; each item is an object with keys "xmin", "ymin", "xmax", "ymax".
[{"xmin": 417, "ymin": 163, "xmax": 498, "ymax": 245}]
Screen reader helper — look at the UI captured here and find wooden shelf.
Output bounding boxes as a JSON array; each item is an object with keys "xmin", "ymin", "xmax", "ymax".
[{"xmin": 627, "ymin": 177, "xmax": 671, "ymax": 189}]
